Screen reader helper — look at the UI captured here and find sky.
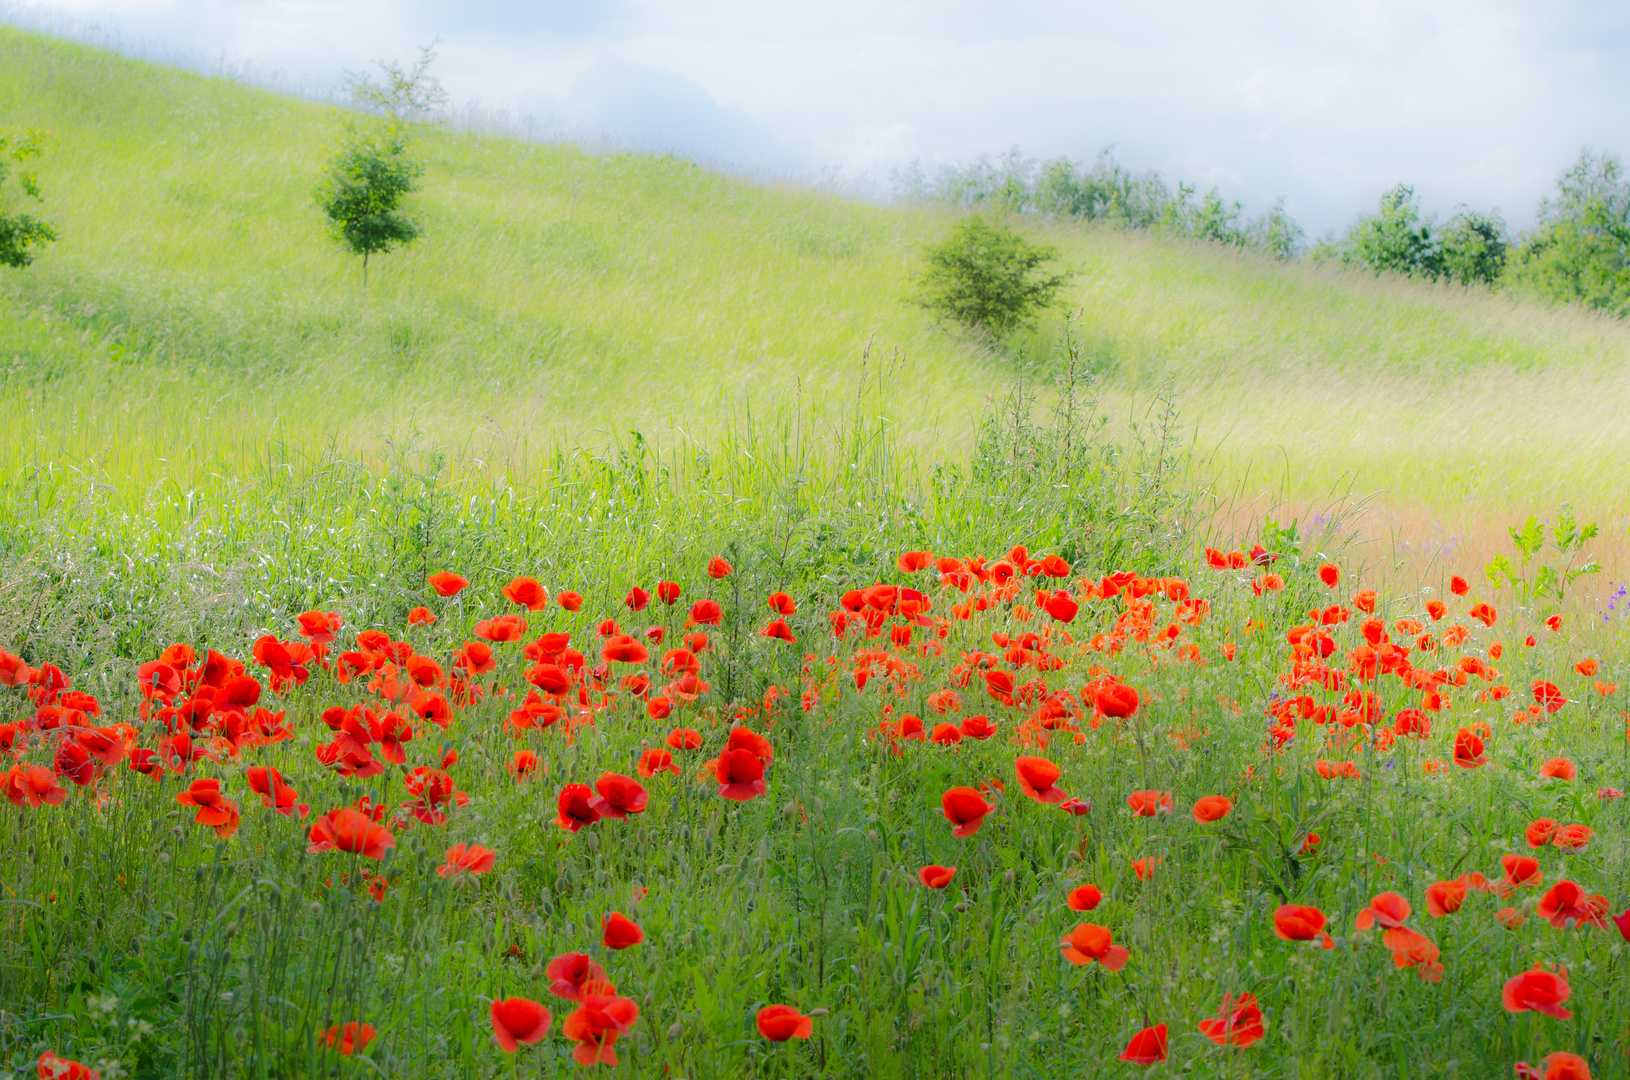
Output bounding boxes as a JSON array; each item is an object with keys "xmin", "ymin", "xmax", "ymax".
[{"xmin": 6, "ymin": 0, "xmax": 1630, "ymax": 235}]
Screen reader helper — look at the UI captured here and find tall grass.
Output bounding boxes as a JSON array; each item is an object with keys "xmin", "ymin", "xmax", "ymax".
[{"xmin": 6, "ymin": 24, "xmax": 1630, "ymax": 553}]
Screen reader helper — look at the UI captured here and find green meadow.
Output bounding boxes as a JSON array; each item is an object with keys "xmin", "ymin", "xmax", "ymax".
[
  {"xmin": 4, "ymin": 26, "xmax": 1630, "ymax": 1080},
  {"xmin": 4, "ymin": 26, "xmax": 1630, "ymax": 540}
]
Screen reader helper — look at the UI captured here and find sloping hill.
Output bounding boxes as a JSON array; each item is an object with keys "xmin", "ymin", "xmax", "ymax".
[{"xmin": 4, "ymin": 25, "xmax": 1630, "ymax": 543}]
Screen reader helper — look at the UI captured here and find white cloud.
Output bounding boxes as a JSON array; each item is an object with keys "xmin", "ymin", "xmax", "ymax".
[{"xmin": 5, "ymin": 0, "xmax": 1629, "ymax": 233}]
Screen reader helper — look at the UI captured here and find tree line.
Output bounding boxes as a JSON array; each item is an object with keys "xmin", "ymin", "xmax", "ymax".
[{"xmin": 901, "ymin": 146, "xmax": 1630, "ymax": 318}]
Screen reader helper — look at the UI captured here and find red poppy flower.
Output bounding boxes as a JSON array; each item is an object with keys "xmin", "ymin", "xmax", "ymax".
[
  {"xmin": 1118, "ymin": 1024, "xmax": 1168, "ymax": 1065},
  {"xmin": 760, "ymin": 619, "xmax": 796, "ymax": 643},
  {"xmin": 1452, "ymin": 728, "xmax": 1487, "ymax": 769},
  {"xmin": 1532, "ymin": 680, "xmax": 1567, "ymax": 714},
  {"xmin": 586, "ymin": 772, "xmax": 648, "ymax": 820},
  {"xmin": 3, "ymin": 764, "xmax": 67, "ymax": 808},
  {"xmin": 690, "ymin": 600, "xmax": 723, "ymax": 626},
  {"xmin": 767, "ymin": 591, "xmax": 796, "ymax": 615},
  {"xmin": 1272, "ymin": 904, "xmax": 1333, "ymax": 947},
  {"xmin": 557, "ymin": 591, "xmax": 583, "ymax": 612},
  {"xmin": 655, "ymin": 580, "xmax": 681, "ymax": 605},
  {"xmin": 1526, "ymin": 818, "xmax": 1558, "ymax": 848},
  {"xmin": 1501, "ymin": 853, "xmax": 1544, "ymax": 891},
  {"xmin": 1536, "ymin": 881, "xmax": 1608, "ymax": 930},
  {"xmin": 1094, "ymin": 682, "xmax": 1140, "ymax": 719},
  {"xmin": 1515, "ymin": 1052, "xmax": 1592, "ymax": 1080},
  {"xmin": 959, "ymin": 714, "xmax": 997, "ymax": 739},
  {"xmin": 1423, "ymin": 879, "xmax": 1471, "ymax": 917},
  {"xmin": 1126, "ymin": 790, "xmax": 1173, "ymax": 817},
  {"xmin": 646, "ymin": 696, "xmax": 674, "ymax": 720},
  {"xmin": 556, "ymin": 784, "xmax": 601, "ymax": 832},
  {"xmin": 1066, "ymin": 884, "xmax": 1102, "ymax": 911},
  {"xmin": 602, "ymin": 912, "xmax": 643, "ymax": 949},
  {"xmin": 727, "ymin": 727, "xmax": 773, "ymax": 765},
  {"xmin": 918, "ymin": 864, "xmax": 957, "ymax": 888},
  {"xmin": 475, "ymin": 615, "xmax": 528, "ymax": 643},
  {"xmin": 321, "ymin": 1022, "xmax": 376, "ymax": 1055},
  {"xmin": 429, "ymin": 572, "xmax": 468, "ymax": 597},
  {"xmin": 637, "ymin": 748, "xmax": 679, "ymax": 777},
  {"xmin": 307, "ymin": 807, "xmax": 394, "ymax": 859},
  {"xmin": 1503, "ymin": 966, "xmax": 1572, "ymax": 1019},
  {"xmin": 1043, "ymin": 591, "xmax": 1078, "ymax": 622},
  {"xmin": 941, "ymin": 786, "xmax": 994, "ymax": 837},
  {"xmin": 1317, "ymin": 562, "xmax": 1339, "ymax": 587},
  {"xmin": 1383, "ymin": 926, "xmax": 1443, "ymax": 981},
  {"xmin": 438, "ymin": 843, "xmax": 496, "ymax": 878},
  {"xmin": 929, "ymin": 722, "xmax": 962, "ymax": 745},
  {"xmin": 667, "ymin": 727, "xmax": 703, "ymax": 750},
  {"xmin": 1015, "ymin": 755, "xmax": 1066, "ymax": 805},
  {"xmin": 510, "ymin": 750, "xmax": 539, "ymax": 781},
  {"xmin": 546, "ymin": 952, "xmax": 608, "ymax": 1001},
  {"xmin": 1192, "ymin": 795, "xmax": 1232, "ymax": 823},
  {"xmin": 897, "ymin": 549, "xmax": 934, "ymax": 573},
  {"xmin": 1469, "ymin": 602, "xmax": 1497, "ymax": 626},
  {"xmin": 1354, "ymin": 892, "xmax": 1411, "ymax": 930},
  {"xmin": 713, "ymin": 748, "xmax": 767, "ymax": 802},
  {"xmin": 490, "ymin": 997, "xmax": 551, "ymax": 1053},
  {"xmin": 706, "ymin": 556, "xmax": 733, "ymax": 579},
  {"xmin": 601, "ymin": 635, "xmax": 649, "ymax": 665},
  {"xmin": 36, "ymin": 1052, "xmax": 99, "ymax": 1080},
  {"xmin": 562, "ymin": 992, "xmax": 640, "ymax": 1066},
  {"xmin": 502, "ymin": 576, "xmax": 549, "ymax": 610},
  {"xmin": 756, "ymin": 1004, "xmax": 814, "ymax": 1040},
  {"xmin": 244, "ymin": 765, "xmax": 306, "ymax": 817},
  {"xmin": 1059, "ymin": 922, "xmax": 1129, "ymax": 969},
  {"xmin": 1553, "ymin": 823, "xmax": 1593, "ymax": 850},
  {"xmin": 175, "ymin": 777, "xmax": 241, "ymax": 838},
  {"xmin": 407, "ymin": 605, "xmax": 436, "ymax": 625},
  {"xmin": 1198, "ymin": 992, "xmax": 1264, "ymax": 1047}
]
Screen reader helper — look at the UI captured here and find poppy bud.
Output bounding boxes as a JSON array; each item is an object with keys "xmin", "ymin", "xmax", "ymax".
[
  {"xmin": 809, "ymin": 1008, "xmax": 829, "ymax": 1017},
  {"xmin": 667, "ymin": 1022, "xmax": 683, "ymax": 1039},
  {"xmin": 1003, "ymin": 869, "xmax": 1015, "ymax": 886},
  {"xmin": 867, "ymin": 829, "xmax": 880, "ymax": 843}
]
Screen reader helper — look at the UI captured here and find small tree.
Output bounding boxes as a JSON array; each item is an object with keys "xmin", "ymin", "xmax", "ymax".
[
  {"xmin": 346, "ymin": 43, "xmax": 448, "ymax": 123},
  {"xmin": 1342, "ymin": 184, "xmax": 1437, "ymax": 277},
  {"xmin": 315, "ymin": 46, "xmax": 444, "ymax": 286},
  {"xmin": 1437, "ymin": 209, "xmax": 1508, "ymax": 286},
  {"xmin": 0, "ymin": 128, "xmax": 56, "ymax": 269},
  {"xmin": 916, "ymin": 216, "xmax": 1071, "ymax": 336},
  {"xmin": 314, "ymin": 126, "xmax": 422, "ymax": 286}
]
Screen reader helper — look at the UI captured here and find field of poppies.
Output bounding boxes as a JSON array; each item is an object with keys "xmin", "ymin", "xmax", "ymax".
[
  {"xmin": 1, "ymin": 393, "xmax": 1626, "ymax": 1080},
  {"xmin": 5, "ymin": 24, "xmax": 1630, "ymax": 1080}
]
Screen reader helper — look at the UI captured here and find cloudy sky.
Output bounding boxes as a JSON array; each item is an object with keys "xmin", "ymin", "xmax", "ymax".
[{"xmin": 7, "ymin": 0, "xmax": 1630, "ymax": 235}]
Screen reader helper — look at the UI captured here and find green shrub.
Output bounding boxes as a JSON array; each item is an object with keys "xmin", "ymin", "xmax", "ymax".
[
  {"xmin": 914, "ymin": 215, "xmax": 1070, "ymax": 336},
  {"xmin": 0, "ymin": 128, "xmax": 55, "ymax": 269}
]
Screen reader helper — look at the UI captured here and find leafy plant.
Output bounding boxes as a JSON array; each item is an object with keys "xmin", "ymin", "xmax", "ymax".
[
  {"xmin": 345, "ymin": 43, "xmax": 448, "ymax": 123},
  {"xmin": 1342, "ymin": 184, "xmax": 1438, "ymax": 278},
  {"xmin": 313, "ymin": 47, "xmax": 444, "ymax": 286},
  {"xmin": 914, "ymin": 215, "xmax": 1071, "ymax": 337},
  {"xmin": 1484, "ymin": 504, "xmax": 1600, "ymax": 606},
  {"xmin": 314, "ymin": 125, "xmax": 423, "ymax": 287},
  {"xmin": 0, "ymin": 127, "xmax": 55, "ymax": 269}
]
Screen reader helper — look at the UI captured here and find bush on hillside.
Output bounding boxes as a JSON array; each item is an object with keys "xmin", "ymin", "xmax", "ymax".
[
  {"xmin": 915, "ymin": 215, "xmax": 1071, "ymax": 336},
  {"xmin": 0, "ymin": 128, "xmax": 55, "ymax": 269},
  {"xmin": 1506, "ymin": 149, "xmax": 1630, "ymax": 316},
  {"xmin": 314, "ymin": 125, "xmax": 423, "ymax": 286},
  {"xmin": 1339, "ymin": 186, "xmax": 1511, "ymax": 288},
  {"xmin": 902, "ymin": 147, "xmax": 1305, "ymax": 259}
]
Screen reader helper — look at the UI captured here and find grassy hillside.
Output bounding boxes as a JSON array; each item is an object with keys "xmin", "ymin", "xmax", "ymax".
[{"xmin": 4, "ymin": 25, "xmax": 1630, "ymax": 568}]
